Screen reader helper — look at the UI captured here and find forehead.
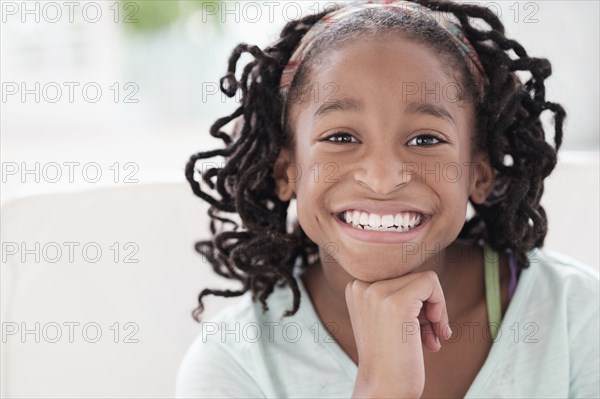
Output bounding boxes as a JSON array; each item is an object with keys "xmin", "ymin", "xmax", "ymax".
[{"xmin": 291, "ymin": 35, "xmax": 474, "ymax": 127}]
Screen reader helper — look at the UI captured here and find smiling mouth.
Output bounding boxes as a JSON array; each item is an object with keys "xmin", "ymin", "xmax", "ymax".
[{"xmin": 335, "ymin": 210, "xmax": 427, "ymax": 233}]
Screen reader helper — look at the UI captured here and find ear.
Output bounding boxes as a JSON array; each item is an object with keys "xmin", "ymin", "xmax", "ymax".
[
  {"xmin": 469, "ymin": 151, "xmax": 496, "ymax": 204},
  {"xmin": 273, "ymin": 147, "xmax": 296, "ymax": 202}
]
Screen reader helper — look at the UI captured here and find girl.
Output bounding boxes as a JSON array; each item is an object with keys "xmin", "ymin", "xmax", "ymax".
[{"xmin": 177, "ymin": 0, "xmax": 599, "ymax": 397}]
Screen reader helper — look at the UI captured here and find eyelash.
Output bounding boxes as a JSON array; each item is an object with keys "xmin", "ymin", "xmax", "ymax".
[
  {"xmin": 407, "ymin": 134, "xmax": 446, "ymax": 146},
  {"xmin": 321, "ymin": 132, "xmax": 359, "ymax": 144},
  {"xmin": 321, "ymin": 132, "xmax": 447, "ymax": 146}
]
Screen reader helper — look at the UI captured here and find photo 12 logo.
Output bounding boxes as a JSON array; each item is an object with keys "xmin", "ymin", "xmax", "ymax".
[
  {"xmin": 1, "ymin": 2, "xmax": 139, "ymax": 24},
  {"xmin": 2, "ymin": 321, "xmax": 140, "ymax": 343},
  {"xmin": 2, "ymin": 82, "xmax": 139, "ymax": 104},
  {"xmin": 1, "ymin": 162, "xmax": 140, "ymax": 184},
  {"xmin": 2, "ymin": 241, "xmax": 140, "ymax": 264},
  {"xmin": 201, "ymin": 320, "xmax": 341, "ymax": 344}
]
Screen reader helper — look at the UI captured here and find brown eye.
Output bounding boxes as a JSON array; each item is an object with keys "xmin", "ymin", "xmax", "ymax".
[
  {"xmin": 408, "ymin": 134, "xmax": 445, "ymax": 146},
  {"xmin": 322, "ymin": 132, "xmax": 359, "ymax": 144}
]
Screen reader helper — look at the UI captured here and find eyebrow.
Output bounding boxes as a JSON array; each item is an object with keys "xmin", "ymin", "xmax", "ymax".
[
  {"xmin": 313, "ymin": 97, "xmax": 364, "ymax": 121},
  {"xmin": 312, "ymin": 97, "xmax": 456, "ymax": 128},
  {"xmin": 404, "ymin": 102, "xmax": 456, "ymax": 128}
]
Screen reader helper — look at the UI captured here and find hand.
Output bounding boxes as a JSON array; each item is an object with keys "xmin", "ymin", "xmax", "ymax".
[{"xmin": 345, "ymin": 271, "xmax": 453, "ymax": 398}]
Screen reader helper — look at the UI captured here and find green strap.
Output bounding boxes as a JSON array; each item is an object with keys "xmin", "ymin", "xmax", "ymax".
[{"xmin": 484, "ymin": 243, "xmax": 502, "ymax": 341}]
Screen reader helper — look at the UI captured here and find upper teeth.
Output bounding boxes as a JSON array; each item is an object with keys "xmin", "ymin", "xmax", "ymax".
[{"xmin": 341, "ymin": 210, "xmax": 423, "ymax": 230}]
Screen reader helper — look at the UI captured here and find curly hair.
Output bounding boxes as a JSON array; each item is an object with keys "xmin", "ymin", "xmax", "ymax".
[{"xmin": 184, "ymin": 0, "xmax": 566, "ymax": 322}]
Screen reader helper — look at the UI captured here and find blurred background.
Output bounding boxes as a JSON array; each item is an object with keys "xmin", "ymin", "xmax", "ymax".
[{"xmin": 1, "ymin": 1, "xmax": 598, "ymax": 397}]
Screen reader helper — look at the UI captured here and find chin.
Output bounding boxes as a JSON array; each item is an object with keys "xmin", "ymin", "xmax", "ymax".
[{"xmin": 336, "ymin": 253, "xmax": 420, "ymax": 283}]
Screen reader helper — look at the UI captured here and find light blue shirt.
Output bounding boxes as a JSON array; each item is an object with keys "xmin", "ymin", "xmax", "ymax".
[{"xmin": 176, "ymin": 249, "xmax": 599, "ymax": 398}]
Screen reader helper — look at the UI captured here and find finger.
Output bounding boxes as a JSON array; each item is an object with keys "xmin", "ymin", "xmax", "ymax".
[
  {"xmin": 418, "ymin": 311, "xmax": 441, "ymax": 352},
  {"xmin": 345, "ymin": 278, "xmax": 366, "ymax": 298},
  {"xmin": 367, "ymin": 271, "xmax": 426, "ymax": 296},
  {"xmin": 415, "ymin": 273, "xmax": 451, "ymax": 341},
  {"xmin": 435, "ymin": 298, "xmax": 451, "ymax": 341},
  {"xmin": 418, "ymin": 274, "xmax": 445, "ymax": 325},
  {"xmin": 437, "ymin": 318, "xmax": 452, "ymax": 341},
  {"xmin": 430, "ymin": 305, "xmax": 451, "ymax": 342}
]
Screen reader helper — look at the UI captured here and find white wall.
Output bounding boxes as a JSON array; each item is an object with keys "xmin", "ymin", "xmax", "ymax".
[{"xmin": 1, "ymin": 1, "xmax": 598, "ymax": 149}]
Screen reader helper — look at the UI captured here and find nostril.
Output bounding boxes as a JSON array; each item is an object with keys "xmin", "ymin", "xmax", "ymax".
[{"xmin": 353, "ymin": 170, "xmax": 411, "ymax": 195}]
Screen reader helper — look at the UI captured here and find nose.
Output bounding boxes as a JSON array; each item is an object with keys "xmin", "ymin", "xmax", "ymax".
[{"xmin": 353, "ymin": 151, "xmax": 412, "ymax": 195}]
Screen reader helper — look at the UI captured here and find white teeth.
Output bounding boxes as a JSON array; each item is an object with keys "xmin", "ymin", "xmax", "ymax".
[
  {"xmin": 359, "ymin": 212, "xmax": 369, "ymax": 225},
  {"xmin": 381, "ymin": 214, "xmax": 394, "ymax": 227},
  {"xmin": 368, "ymin": 213, "xmax": 381, "ymax": 227},
  {"xmin": 394, "ymin": 214, "xmax": 403, "ymax": 227},
  {"xmin": 340, "ymin": 210, "xmax": 425, "ymax": 232}
]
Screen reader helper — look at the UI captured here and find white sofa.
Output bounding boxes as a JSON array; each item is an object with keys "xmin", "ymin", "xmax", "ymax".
[
  {"xmin": 1, "ymin": 154, "xmax": 598, "ymax": 397},
  {"xmin": 0, "ymin": 182, "xmax": 242, "ymax": 398}
]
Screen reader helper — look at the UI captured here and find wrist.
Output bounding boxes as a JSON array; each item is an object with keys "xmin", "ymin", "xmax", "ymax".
[{"xmin": 352, "ymin": 369, "xmax": 422, "ymax": 399}]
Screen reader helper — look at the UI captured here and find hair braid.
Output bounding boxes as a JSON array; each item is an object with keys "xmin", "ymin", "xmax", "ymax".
[
  {"xmin": 185, "ymin": 10, "xmax": 329, "ymax": 322},
  {"xmin": 413, "ymin": 0, "xmax": 565, "ymax": 269}
]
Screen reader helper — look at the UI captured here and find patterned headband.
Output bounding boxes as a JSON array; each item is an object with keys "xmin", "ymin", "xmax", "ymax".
[{"xmin": 278, "ymin": 0, "xmax": 488, "ymax": 125}]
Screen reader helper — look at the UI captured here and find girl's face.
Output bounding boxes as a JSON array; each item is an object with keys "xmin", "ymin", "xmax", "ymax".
[{"xmin": 275, "ymin": 35, "xmax": 493, "ymax": 282}]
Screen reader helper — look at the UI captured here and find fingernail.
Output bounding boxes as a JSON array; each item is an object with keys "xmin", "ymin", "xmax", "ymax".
[
  {"xmin": 435, "ymin": 335, "xmax": 440, "ymax": 344},
  {"xmin": 448, "ymin": 327, "xmax": 453, "ymax": 339}
]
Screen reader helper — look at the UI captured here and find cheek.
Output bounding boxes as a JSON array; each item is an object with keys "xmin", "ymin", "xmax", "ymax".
[
  {"xmin": 439, "ymin": 162, "xmax": 473, "ymax": 200},
  {"xmin": 442, "ymin": 192, "xmax": 470, "ymax": 241},
  {"xmin": 293, "ymin": 177, "xmax": 339, "ymax": 251},
  {"xmin": 433, "ymin": 170, "xmax": 471, "ymax": 227},
  {"xmin": 294, "ymin": 189, "xmax": 322, "ymax": 242}
]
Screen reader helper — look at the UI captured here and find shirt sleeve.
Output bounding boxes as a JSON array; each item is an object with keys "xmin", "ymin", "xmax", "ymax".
[
  {"xmin": 175, "ymin": 335, "xmax": 266, "ymax": 398},
  {"xmin": 569, "ymin": 299, "xmax": 600, "ymax": 398}
]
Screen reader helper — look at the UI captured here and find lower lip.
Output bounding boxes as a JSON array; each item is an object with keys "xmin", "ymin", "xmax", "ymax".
[{"xmin": 332, "ymin": 213, "xmax": 430, "ymax": 244}]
